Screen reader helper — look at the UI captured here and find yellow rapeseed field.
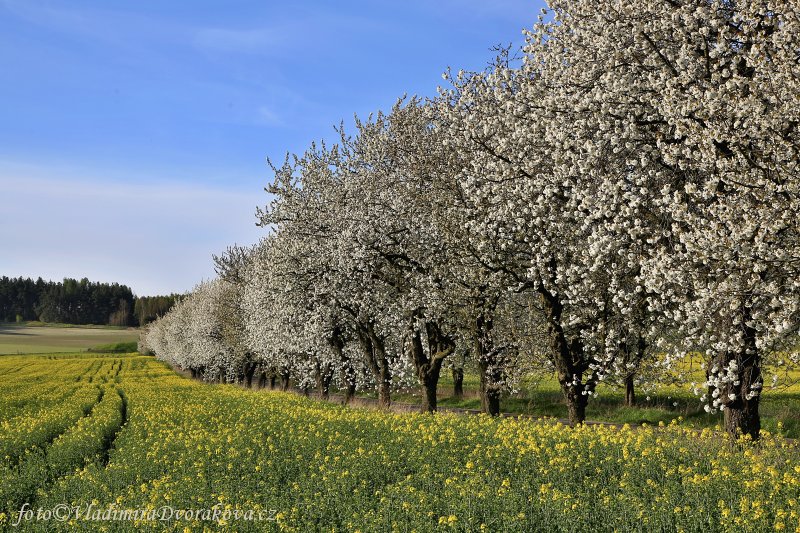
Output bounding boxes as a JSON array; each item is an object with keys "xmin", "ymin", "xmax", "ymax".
[{"xmin": 0, "ymin": 353, "xmax": 798, "ymax": 532}]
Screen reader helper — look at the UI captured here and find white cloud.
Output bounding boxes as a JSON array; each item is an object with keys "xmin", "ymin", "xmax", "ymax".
[
  {"xmin": 193, "ymin": 26, "xmax": 295, "ymax": 54},
  {"xmin": 0, "ymin": 170, "xmax": 266, "ymax": 296},
  {"xmin": 256, "ymin": 105, "xmax": 283, "ymax": 126}
]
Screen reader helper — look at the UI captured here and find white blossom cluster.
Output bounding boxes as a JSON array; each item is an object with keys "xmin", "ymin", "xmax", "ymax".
[{"xmin": 143, "ymin": 1, "xmax": 799, "ymax": 435}]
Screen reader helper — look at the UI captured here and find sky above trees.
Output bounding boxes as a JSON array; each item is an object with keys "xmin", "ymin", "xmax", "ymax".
[{"xmin": 0, "ymin": 0, "xmax": 541, "ymax": 295}]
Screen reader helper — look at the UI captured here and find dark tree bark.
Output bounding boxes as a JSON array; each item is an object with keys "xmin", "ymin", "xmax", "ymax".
[
  {"xmin": 343, "ymin": 383, "xmax": 356, "ymax": 404},
  {"xmin": 377, "ymin": 379, "xmax": 391, "ymax": 409},
  {"xmin": 408, "ymin": 316, "xmax": 454, "ymax": 413},
  {"xmin": 358, "ymin": 324, "xmax": 392, "ymax": 409},
  {"xmin": 257, "ymin": 371, "xmax": 267, "ymax": 389},
  {"xmin": 624, "ymin": 374, "xmax": 636, "ymax": 407},
  {"xmin": 540, "ymin": 285, "xmax": 590, "ymax": 426},
  {"xmin": 452, "ymin": 367, "xmax": 464, "ymax": 400},
  {"xmin": 720, "ymin": 305, "xmax": 762, "ymax": 440},
  {"xmin": 328, "ymin": 328, "xmax": 357, "ymax": 405},
  {"xmin": 475, "ymin": 307, "xmax": 501, "ymax": 416},
  {"xmin": 243, "ymin": 359, "xmax": 256, "ymax": 389},
  {"xmin": 565, "ymin": 385, "xmax": 588, "ymax": 426},
  {"xmin": 315, "ymin": 362, "xmax": 333, "ymax": 400},
  {"xmin": 478, "ymin": 360, "xmax": 502, "ymax": 415},
  {"xmin": 280, "ymin": 369, "xmax": 290, "ymax": 392},
  {"xmin": 270, "ymin": 373, "xmax": 277, "ymax": 390},
  {"xmin": 620, "ymin": 337, "xmax": 647, "ymax": 407}
]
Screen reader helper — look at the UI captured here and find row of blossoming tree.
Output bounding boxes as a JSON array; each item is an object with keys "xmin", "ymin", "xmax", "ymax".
[{"xmin": 142, "ymin": 0, "xmax": 800, "ymax": 440}]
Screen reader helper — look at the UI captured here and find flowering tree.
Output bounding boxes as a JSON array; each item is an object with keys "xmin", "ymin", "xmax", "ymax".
[
  {"xmin": 335, "ymin": 99, "xmax": 465, "ymax": 412},
  {"xmin": 254, "ymin": 143, "xmax": 405, "ymax": 407},
  {"xmin": 440, "ymin": 54, "xmax": 624, "ymax": 425},
  {"xmin": 522, "ymin": 0, "xmax": 800, "ymax": 438},
  {"xmin": 145, "ymin": 281, "xmax": 236, "ymax": 382},
  {"xmin": 213, "ymin": 244, "xmax": 259, "ymax": 386},
  {"xmin": 144, "ymin": 0, "xmax": 799, "ymax": 441}
]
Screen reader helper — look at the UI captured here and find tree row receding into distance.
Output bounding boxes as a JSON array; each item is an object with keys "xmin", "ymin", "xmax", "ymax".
[{"xmin": 141, "ymin": 0, "xmax": 800, "ymax": 441}]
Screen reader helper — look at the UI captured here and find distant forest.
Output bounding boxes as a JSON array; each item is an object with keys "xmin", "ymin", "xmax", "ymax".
[{"xmin": 0, "ymin": 276, "xmax": 179, "ymax": 327}]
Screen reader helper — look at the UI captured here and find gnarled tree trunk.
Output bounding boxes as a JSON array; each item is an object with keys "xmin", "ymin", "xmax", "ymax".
[
  {"xmin": 358, "ymin": 324, "xmax": 392, "ymax": 409},
  {"xmin": 720, "ymin": 306, "xmax": 762, "ymax": 440},
  {"xmin": 280, "ymin": 369, "xmax": 290, "ymax": 392},
  {"xmin": 408, "ymin": 317, "xmax": 454, "ymax": 413},
  {"xmin": 620, "ymin": 337, "xmax": 647, "ymax": 407},
  {"xmin": 540, "ymin": 285, "xmax": 589, "ymax": 427}
]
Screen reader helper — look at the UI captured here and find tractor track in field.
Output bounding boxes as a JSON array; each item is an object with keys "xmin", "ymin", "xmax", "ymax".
[
  {"xmin": 7, "ymin": 385, "xmax": 129, "ymax": 513},
  {"xmin": 99, "ymin": 388, "xmax": 128, "ymax": 466},
  {"xmin": 1, "ymin": 361, "xmax": 35, "ymax": 375},
  {"xmin": 0, "ymin": 387, "xmax": 109, "ymax": 515},
  {"xmin": 3, "ymin": 386, "xmax": 104, "ymax": 468}
]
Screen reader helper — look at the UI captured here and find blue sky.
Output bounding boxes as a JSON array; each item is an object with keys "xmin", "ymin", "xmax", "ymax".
[{"xmin": 0, "ymin": 0, "xmax": 541, "ymax": 296}]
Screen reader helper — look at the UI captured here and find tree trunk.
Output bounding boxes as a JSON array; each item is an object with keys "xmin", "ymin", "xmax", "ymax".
[
  {"xmin": 422, "ymin": 378, "xmax": 439, "ymax": 413},
  {"xmin": 190, "ymin": 368, "xmax": 198, "ymax": 379},
  {"xmin": 624, "ymin": 374, "xmax": 636, "ymax": 407},
  {"xmin": 257, "ymin": 371, "xmax": 267, "ymax": 389},
  {"xmin": 724, "ymin": 394, "xmax": 760, "ymax": 441},
  {"xmin": 620, "ymin": 338, "xmax": 645, "ymax": 407},
  {"xmin": 244, "ymin": 361, "xmax": 256, "ymax": 389},
  {"xmin": 358, "ymin": 324, "xmax": 392, "ymax": 409},
  {"xmin": 540, "ymin": 285, "xmax": 589, "ymax": 427},
  {"xmin": 452, "ymin": 367, "xmax": 464, "ymax": 400},
  {"xmin": 343, "ymin": 382, "xmax": 356, "ymax": 405},
  {"xmin": 408, "ymin": 317, "xmax": 453, "ymax": 413},
  {"xmin": 722, "ymin": 305, "xmax": 762, "ymax": 440},
  {"xmin": 270, "ymin": 374, "xmax": 277, "ymax": 390},
  {"xmin": 280, "ymin": 370, "xmax": 290, "ymax": 392},
  {"xmin": 329, "ymin": 329, "xmax": 356, "ymax": 405},
  {"xmin": 377, "ymin": 379, "xmax": 391, "ymax": 409},
  {"xmin": 478, "ymin": 359, "xmax": 501, "ymax": 416},
  {"xmin": 475, "ymin": 307, "xmax": 501, "ymax": 416},
  {"xmin": 556, "ymin": 363, "xmax": 589, "ymax": 426},
  {"xmin": 315, "ymin": 363, "xmax": 332, "ymax": 400},
  {"xmin": 566, "ymin": 387, "xmax": 588, "ymax": 425}
]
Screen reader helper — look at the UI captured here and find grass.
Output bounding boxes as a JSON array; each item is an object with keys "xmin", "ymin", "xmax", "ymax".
[
  {"xmin": 367, "ymin": 367, "xmax": 800, "ymax": 438},
  {"xmin": 87, "ymin": 341, "xmax": 139, "ymax": 353},
  {"xmin": 0, "ymin": 324, "xmax": 139, "ymax": 355},
  {"xmin": 17, "ymin": 321, "xmax": 130, "ymax": 330}
]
